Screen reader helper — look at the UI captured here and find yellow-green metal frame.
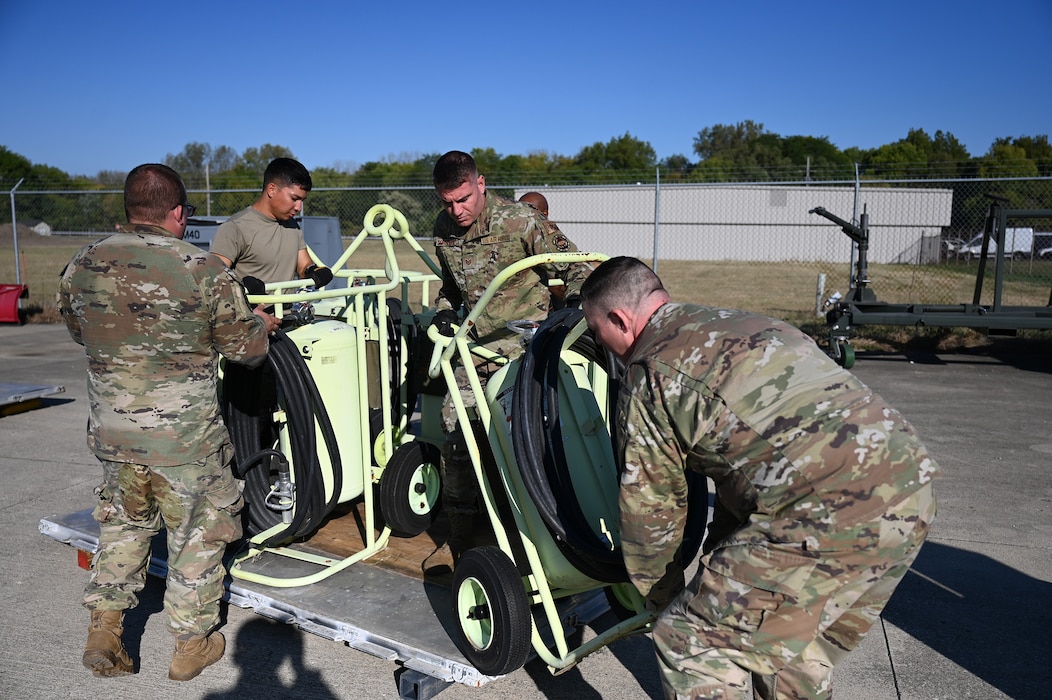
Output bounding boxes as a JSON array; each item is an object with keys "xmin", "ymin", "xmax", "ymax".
[
  {"xmin": 230, "ymin": 205, "xmax": 440, "ymax": 587},
  {"xmin": 425, "ymin": 252, "xmax": 656, "ymax": 672}
]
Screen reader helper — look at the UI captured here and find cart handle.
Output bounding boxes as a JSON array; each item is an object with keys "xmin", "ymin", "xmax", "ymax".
[{"xmin": 428, "ymin": 252, "xmax": 608, "ymax": 379}]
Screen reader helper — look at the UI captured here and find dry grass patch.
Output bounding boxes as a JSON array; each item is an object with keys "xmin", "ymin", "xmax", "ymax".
[{"xmin": 4, "ymin": 230, "xmax": 1050, "ymax": 357}]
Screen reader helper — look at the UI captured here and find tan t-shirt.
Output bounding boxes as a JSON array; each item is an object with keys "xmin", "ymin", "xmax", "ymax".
[{"xmin": 211, "ymin": 206, "xmax": 305, "ymax": 285}]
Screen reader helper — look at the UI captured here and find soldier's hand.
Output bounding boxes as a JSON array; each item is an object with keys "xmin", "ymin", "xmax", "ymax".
[
  {"xmin": 430, "ymin": 309, "xmax": 460, "ymax": 337},
  {"xmin": 254, "ymin": 306, "xmax": 280, "ymax": 334},
  {"xmin": 304, "ymin": 264, "xmax": 333, "ymax": 287}
]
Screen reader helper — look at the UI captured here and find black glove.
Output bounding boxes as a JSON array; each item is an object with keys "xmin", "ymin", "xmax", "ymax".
[
  {"xmin": 564, "ymin": 294, "xmax": 581, "ymax": 309},
  {"xmin": 304, "ymin": 264, "xmax": 333, "ymax": 287},
  {"xmin": 242, "ymin": 275, "xmax": 266, "ymax": 297},
  {"xmin": 430, "ymin": 309, "xmax": 460, "ymax": 337}
]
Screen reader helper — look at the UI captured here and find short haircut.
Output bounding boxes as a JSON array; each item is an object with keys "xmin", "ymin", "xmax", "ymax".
[
  {"xmin": 581, "ymin": 256, "xmax": 666, "ymax": 314},
  {"xmin": 519, "ymin": 192, "xmax": 548, "ymax": 215},
  {"xmin": 124, "ymin": 163, "xmax": 186, "ymax": 224},
  {"xmin": 263, "ymin": 157, "xmax": 312, "ymax": 191},
  {"xmin": 433, "ymin": 151, "xmax": 478, "ymax": 192}
]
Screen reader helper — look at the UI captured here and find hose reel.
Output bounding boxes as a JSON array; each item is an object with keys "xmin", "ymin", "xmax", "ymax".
[
  {"xmin": 511, "ymin": 308, "xmax": 707, "ymax": 583},
  {"xmin": 222, "ymin": 330, "xmax": 344, "ymax": 547}
]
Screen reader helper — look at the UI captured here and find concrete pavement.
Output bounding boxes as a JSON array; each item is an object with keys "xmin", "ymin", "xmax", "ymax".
[{"xmin": 0, "ymin": 322, "xmax": 1049, "ymax": 699}]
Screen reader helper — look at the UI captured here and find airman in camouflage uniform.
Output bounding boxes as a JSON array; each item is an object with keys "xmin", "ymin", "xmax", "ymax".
[
  {"xmin": 58, "ymin": 163, "xmax": 278, "ymax": 681},
  {"xmin": 580, "ymin": 257, "xmax": 938, "ymax": 699},
  {"xmin": 426, "ymin": 151, "xmax": 593, "ymax": 567}
]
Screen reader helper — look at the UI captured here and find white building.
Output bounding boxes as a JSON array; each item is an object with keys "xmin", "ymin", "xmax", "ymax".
[{"xmin": 515, "ymin": 184, "xmax": 953, "ymax": 264}]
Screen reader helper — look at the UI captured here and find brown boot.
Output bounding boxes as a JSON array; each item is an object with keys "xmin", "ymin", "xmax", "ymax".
[
  {"xmin": 82, "ymin": 610, "xmax": 135, "ymax": 677},
  {"xmin": 168, "ymin": 632, "xmax": 225, "ymax": 682}
]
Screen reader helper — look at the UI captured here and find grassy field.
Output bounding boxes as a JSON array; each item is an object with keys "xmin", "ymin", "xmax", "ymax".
[{"xmin": 4, "ymin": 224, "xmax": 1051, "ymax": 354}]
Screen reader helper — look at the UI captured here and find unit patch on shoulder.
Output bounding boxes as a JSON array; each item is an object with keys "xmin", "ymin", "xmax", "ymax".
[{"xmin": 552, "ymin": 233, "xmax": 571, "ymax": 251}]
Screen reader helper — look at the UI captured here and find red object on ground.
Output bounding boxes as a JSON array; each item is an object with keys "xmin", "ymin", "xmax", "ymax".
[
  {"xmin": 77, "ymin": 549, "xmax": 93, "ymax": 570},
  {"xmin": 0, "ymin": 284, "xmax": 28, "ymax": 324}
]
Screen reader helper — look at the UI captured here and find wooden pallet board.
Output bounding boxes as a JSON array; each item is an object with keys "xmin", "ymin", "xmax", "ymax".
[{"xmin": 295, "ymin": 501, "xmax": 452, "ymax": 581}]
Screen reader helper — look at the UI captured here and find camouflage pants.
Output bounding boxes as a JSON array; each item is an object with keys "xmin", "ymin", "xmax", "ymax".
[
  {"xmin": 439, "ymin": 336, "xmax": 520, "ymax": 514},
  {"xmin": 82, "ymin": 447, "xmax": 244, "ymax": 638},
  {"xmin": 654, "ymin": 483, "xmax": 936, "ymax": 700}
]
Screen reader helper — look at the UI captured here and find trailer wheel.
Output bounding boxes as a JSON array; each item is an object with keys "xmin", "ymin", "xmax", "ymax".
[
  {"xmin": 378, "ymin": 441, "xmax": 442, "ymax": 536},
  {"xmin": 452, "ymin": 546, "xmax": 532, "ymax": 676},
  {"xmin": 836, "ymin": 341, "xmax": 855, "ymax": 369}
]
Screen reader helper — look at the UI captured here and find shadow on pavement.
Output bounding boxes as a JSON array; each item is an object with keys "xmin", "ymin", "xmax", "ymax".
[
  {"xmin": 883, "ymin": 541, "xmax": 1052, "ymax": 698},
  {"xmin": 201, "ymin": 617, "xmax": 339, "ymax": 699},
  {"xmin": 852, "ymin": 340, "xmax": 1052, "ymax": 374}
]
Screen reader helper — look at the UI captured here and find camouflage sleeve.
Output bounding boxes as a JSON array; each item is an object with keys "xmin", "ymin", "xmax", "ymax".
[
  {"xmin": 57, "ymin": 253, "xmax": 84, "ymax": 346},
  {"xmin": 524, "ymin": 219, "xmax": 595, "ymax": 296},
  {"xmin": 619, "ymin": 371, "xmax": 692, "ymax": 607},
  {"xmin": 209, "ymin": 263, "xmax": 269, "ymax": 367}
]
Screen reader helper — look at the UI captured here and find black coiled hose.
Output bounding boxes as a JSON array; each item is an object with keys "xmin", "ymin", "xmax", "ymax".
[
  {"xmin": 222, "ymin": 329, "xmax": 344, "ymax": 547},
  {"xmin": 511, "ymin": 308, "xmax": 707, "ymax": 583}
]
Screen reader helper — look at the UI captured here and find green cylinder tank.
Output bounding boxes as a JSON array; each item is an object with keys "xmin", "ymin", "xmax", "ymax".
[{"xmin": 285, "ymin": 320, "xmax": 367, "ymax": 504}]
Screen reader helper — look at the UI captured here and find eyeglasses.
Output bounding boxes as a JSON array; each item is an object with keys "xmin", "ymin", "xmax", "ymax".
[{"xmin": 173, "ymin": 202, "xmax": 196, "ymax": 218}]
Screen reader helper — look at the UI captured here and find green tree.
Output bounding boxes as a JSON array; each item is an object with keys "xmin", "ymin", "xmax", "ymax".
[
  {"xmin": 164, "ymin": 142, "xmax": 244, "ymax": 187},
  {"xmin": 659, "ymin": 154, "xmax": 694, "ymax": 181},
  {"xmin": 470, "ymin": 148, "xmax": 506, "ymax": 180},
  {"xmin": 686, "ymin": 155, "xmax": 738, "ymax": 182},
  {"xmin": 240, "ymin": 144, "xmax": 297, "ymax": 178},
  {"xmin": 692, "ymin": 120, "xmax": 767, "ymax": 163},
  {"xmin": 927, "ymin": 130, "xmax": 971, "ymax": 177},
  {"xmin": 777, "ymin": 135, "xmax": 852, "ymax": 179},
  {"xmin": 993, "ymin": 134, "xmax": 1052, "ymax": 177},
  {"xmin": 981, "ymin": 142, "xmax": 1039, "ymax": 178},
  {"xmin": 868, "ymin": 140, "xmax": 927, "ymax": 179},
  {"xmin": 576, "ymin": 133, "xmax": 656, "ymax": 170},
  {"xmin": 375, "ymin": 189, "xmax": 435, "ymax": 237},
  {"xmin": 570, "ymin": 133, "xmax": 657, "ymax": 183},
  {"xmin": 519, "ymin": 150, "xmax": 570, "ymax": 181},
  {"xmin": 351, "ymin": 154, "xmax": 436, "ymax": 187},
  {"xmin": 0, "ymin": 146, "xmax": 34, "ymax": 188},
  {"xmin": 94, "ymin": 170, "xmax": 127, "ymax": 187},
  {"xmin": 859, "ymin": 128, "xmax": 971, "ymax": 179}
]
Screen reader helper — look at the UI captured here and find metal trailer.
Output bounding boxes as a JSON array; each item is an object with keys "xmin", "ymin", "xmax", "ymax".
[
  {"xmin": 38, "ymin": 507, "xmax": 609, "ymax": 699},
  {"xmin": 1, "ymin": 381, "xmax": 65, "ymax": 415},
  {"xmin": 810, "ymin": 197, "xmax": 1052, "ymax": 368}
]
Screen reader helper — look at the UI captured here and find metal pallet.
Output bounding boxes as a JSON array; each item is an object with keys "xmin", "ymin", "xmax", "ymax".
[{"xmin": 39, "ymin": 509, "xmax": 609, "ymax": 699}]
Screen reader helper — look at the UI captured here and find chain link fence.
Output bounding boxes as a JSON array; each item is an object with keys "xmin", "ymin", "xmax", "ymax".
[{"xmin": 4, "ymin": 175, "xmax": 1052, "ymax": 328}]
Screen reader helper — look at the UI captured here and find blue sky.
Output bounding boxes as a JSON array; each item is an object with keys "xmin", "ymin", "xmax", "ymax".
[{"xmin": 2, "ymin": 0, "xmax": 1049, "ymax": 178}]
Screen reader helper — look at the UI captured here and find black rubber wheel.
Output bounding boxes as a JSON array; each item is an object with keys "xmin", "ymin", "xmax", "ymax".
[
  {"xmin": 451, "ymin": 546, "xmax": 532, "ymax": 676},
  {"xmin": 378, "ymin": 441, "xmax": 442, "ymax": 536}
]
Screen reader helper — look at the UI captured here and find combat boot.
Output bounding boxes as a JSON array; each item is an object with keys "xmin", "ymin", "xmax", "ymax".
[
  {"xmin": 82, "ymin": 609, "xmax": 135, "ymax": 677},
  {"xmin": 168, "ymin": 632, "xmax": 225, "ymax": 681}
]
